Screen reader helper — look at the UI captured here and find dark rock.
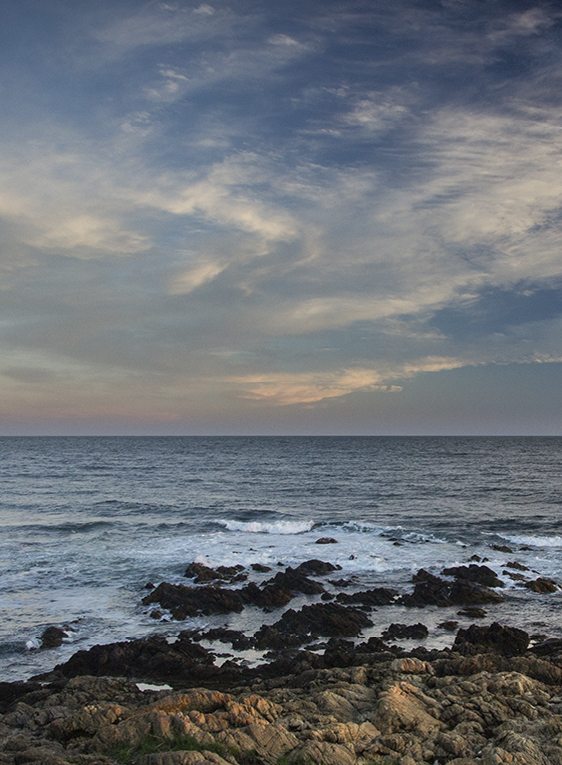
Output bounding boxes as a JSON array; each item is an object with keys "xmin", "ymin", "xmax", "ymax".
[
  {"xmin": 442, "ymin": 564, "xmax": 504, "ymax": 588},
  {"xmin": 449, "ymin": 578, "xmax": 504, "ymax": 605},
  {"xmin": 505, "ymin": 560, "xmax": 530, "ymax": 571},
  {"xmin": 381, "ymin": 623, "xmax": 429, "ymax": 640},
  {"xmin": 142, "ymin": 581, "xmax": 245, "ymax": 617},
  {"xmin": 453, "ymin": 622, "xmax": 530, "ymax": 656},
  {"xmin": 242, "ymin": 581, "xmax": 293, "ymax": 609},
  {"xmin": 492, "ymin": 544, "xmax": 513, "ymax": 553},
  {"xmin": 503, "ymin": 571, "xmax": 527, "ymax": 581},
  {"xmin": 524, "ymin": 577, "xmax": 558, "ymax": 593},
  {"xmin": 145, "ymin": 582, "xmax": 155, "ymax": 589},
  {"xmin": 457, "ymin": 607, "xmax": 487, "ymax": 618},
  {"xmin": 412, "ymin": 568, "xmax": 442, "ymax": 583},
  {"xmin": 438, "ymin": 620, "xmax": 459, "ymax": 631},
  {"xmin": 40, "ymin": 626, "xmax": 68, "ymax": 649},
  {"xmin": 51, "ymin": 633, "xmax": 222, "ymax": 683},
  {"xmin": 294, "ymin": 559, "xmax": 340, "ymax": 576},
  {"xmin": 199, "ymin": 628, "xmax": 252, "ymax": 650},
  {"xmin": 469, "ymin": 555, "xmax": 482, "ymax": 562},
  {"xmin": 184, "ymin": 562, "xmax": 222, "ymax": 583},
  {"xmin": 321, "ymin": 592, "xmax": 335, "ymax": 601},
  {"xmin": 328, "ymin": 578, "xmax": 355, "ymax": 588},
  {"xmin": 250, "ymin": 563, "xmax": 271, "ymax": 573},
  {"xmin": 400, "ymin": 576, "xmax": 452, "ymax": 607},
  {"xmin": 336, "ymin": 588, "xmax": 398, "ymax": 607},
  {"xmin": 530, "ymin": 638, "xmax": 562, "ymax": 657},
  {"xmin": 0, "ymin": 681, "xmax": 44, "ymax": 713},
  {"xmin": 315, "ymin": 537, "xmax": 338, "ymax": 544},
  {"xmin": 263, "ymin": 566, "xmax": 325, "ymax": 596},
  {"xmin": 216, "ymin": 564, "xmax": 245, "ymax": 578},
  {"xmin": 149, "ymin": 610, "xmax": 163, "ymax": 619},
  {"xmin": 254, "ymin": 602, "xmax": 372, "ymax": 649}
]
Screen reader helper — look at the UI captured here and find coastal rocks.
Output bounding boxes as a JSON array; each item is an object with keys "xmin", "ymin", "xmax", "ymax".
[
  {"xmin": 254, "ymin": 603, "xmax": 373, "ymax": 649},
  {"xmin": 523, "ymin": 577, "xmax": 559, "ymax": 593},
  {"xmin": 453, "ymin": 623, "xmax": 530, "ymax": 656},
  {"xmin": 441, "ymin": 564, "xmax": 505, "ymax": 588},
  {"xmin": 336, "ymin": 588, "xmax": 398, "ymax": 607},
  {"xmin": 382, "ymin": 623, "xmax": 429, "ymax": 641},
  {"xmin": 184, "ymin": 563, "xmax": 247, "ymax": 584},
  {"xmin": 293, "ymin": 559, "xmax": 340, "ymax": 576},
  {"xmin": 314, "ymin": 537, "xmax": 338, "ymax": 544},
  {"xmin": 262, "ymin": 567, "xmax": 325, "ymax": 596},
  {"xmin": 142, "ymin": 583, "xmax": 245, "ymax": 619},
  {"xmin": 40, "ymin": 627, "xmax": 70, "ymax": 650}
]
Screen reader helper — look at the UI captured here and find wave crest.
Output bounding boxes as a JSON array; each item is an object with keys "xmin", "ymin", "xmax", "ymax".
[{"xmin": 218, "ymin": 519, "xmax": 314, "ymax": 535}]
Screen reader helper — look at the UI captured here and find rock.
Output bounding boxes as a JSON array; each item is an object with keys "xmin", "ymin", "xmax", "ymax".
[
  {"xmin": 336, "ymin": 588, "xmax": 398, "ymax": 607},
  {"xmin": 40, "ymin": 627, "xmax": 69, "ymax": 649},
  {"xmin": 254, "ymin": 602, "xmax": 372, "ymax": 648},
  {"xmin": 263, "ymin": 567, "xmax": 325, "ymax": 596},
  {"xmin": 294, "ymin": 559, "xmax": 340, "ymax": 576},
  {"xmin": 184, "ymin": 563, "xmax": 222, "ymax": 583},
  {"xmin": 505, "ymin": 561, "xmax": 530, "ymax": 571},
  {"xmin": 457, "ymin": 607, "xmax": 487, "ymax": 618},
  {"xmin": 250, "ymin": 563, "xmax": 271, "ymax": 573},
  {"xmin": 530, "ymin": 638, "xmax": 562, "ymax": 657},
  {"xmin": 453, "ymin": 622, "xmax": 530, "ymax": 656},
  {"xmin": 142, "ymin": 582, "xmax": 245, "ymax": 618},
  {"xmin": 523, "ymin": 578, "xmax": 558, "ymax": 593},
  {"xmin": 438, "ymin": 621, "xmax": 459, "ymax": 631},
  {"xmin": 399, "ymin": 575, "xmax": 452, "ymax": 607},
  {"xmin": 492, "ymin": 544, "xmax": 513, "ymax": 553},
  {"xmin": 381, "ymin": 623, "xmax": 429, "ymax": 641},
  {"xmin": 449, "ymin": 579, "xmax": 504, "ymax": 605},
  {"xmin": 288, "ymin": 740, "xmax": 356, "ymax": 765},
  {"xmin": 198, "ymin": 629, "xmax": 252, "ymax": 651},
  {"xmin": 442, "ymin": 564, "xmax": 504, "ymax": 588},
  {"xmin": 315, "ymin": 537, "xmax": 338, "ymax": 544},
  {"xmin": 241, "ymin": 581, "xmax": 293, "ymax": 609}
]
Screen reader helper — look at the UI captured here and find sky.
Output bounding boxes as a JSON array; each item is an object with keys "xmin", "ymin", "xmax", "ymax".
[{"xmin": 0, "ymin": 0, "xmax": 561, "ymax": 435}]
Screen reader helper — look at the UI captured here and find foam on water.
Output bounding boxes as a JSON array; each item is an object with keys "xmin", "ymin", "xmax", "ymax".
[{"xmin": 217, "ymin": 519, "xmax": 315, "ymax": 534}]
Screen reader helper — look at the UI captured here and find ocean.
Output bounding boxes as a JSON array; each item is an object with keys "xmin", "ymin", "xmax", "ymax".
[{"xmin": 1, "ymin": 435, "xmax": 561, "ymax": 682}]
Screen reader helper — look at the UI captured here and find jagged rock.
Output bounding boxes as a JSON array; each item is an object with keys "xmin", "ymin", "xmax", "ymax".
[
  {"xmin": 263, "ymin": 567, "xmax": 325, "ymax": 596},
  {"xmin": 294, "ymin": 559, "xmax": 340, "ymax": 576},
  {"xmin": 453, "ymin": 622, "xmax": 530, "ymax": 656},
  {"xmin": 442, "ymin": 564, "xmax": 504, "ymax": 588},
  {"xmin": 250, "ymin": 563, "xmax": 271, "ymax": 573},
  {"xmin": 506, "ymin": 561, "xmax": 530, "ymax": 571},
  {"xmin": 492, "ymin": 544, "xmax": 513, "ymax": 553},
  {"xmin": 315, "ymin": 537, "xmax": 338, "ymax": 544},
  {"xmin": 530, "ymin": 638, "xmax": 562, "ymax": 657},
  {"xmin": 457, "ymin": 607, "xmax": 487, "ymax": 618},
  {"xmin": 198, "ymin": 629, "xmax": 252, "ymax": 651},
  {"xmin": 241, "ymin": 581, "xmax": 293, "ymax": 609},
  {"xmin": 254, "ymin": 603, "xmax": 372, "ymax": 649},
  {"xmin": 336, "ymin": 588, "xmax": 397, "ymax": 607},
  {"xmin": 523, "ymin": 577, "xmax": 558, "ymax": 593},
  {"xmin": 438, "ymin": 620, "xmax": 459, "ymax": 631},
  {"xmin": 39, "ymin": 626, "xmax": 69, "ymax": 650},
  {"xmin": 449, "ymin": 579, "xmax": 504, "ymax": 605},
  {"xmin": 288, "ymin": 740, "xmax": 356, "ymax": 764},
  {"xmin": 143, "ymin": 582, "xmax": 245, "ymax": 618},
  {"xmin": 399, "ymin": 575, "xmax": 452, "ymax": 607},
  {"xmin": 382, "ymin": 623, "xmax": 429, "ymax": 641}
]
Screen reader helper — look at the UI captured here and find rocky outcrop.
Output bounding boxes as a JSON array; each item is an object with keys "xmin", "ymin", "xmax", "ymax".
[{"xmin": 5, "ymin": 639, "xmax": 562, "ymax": 765}]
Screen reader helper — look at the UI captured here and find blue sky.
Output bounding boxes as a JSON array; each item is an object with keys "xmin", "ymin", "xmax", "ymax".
[{"xmin": 0, "ymin": 0, "xmax": 560, "ymax": 434}]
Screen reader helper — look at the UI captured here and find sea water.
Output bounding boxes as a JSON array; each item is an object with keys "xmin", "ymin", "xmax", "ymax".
[{"xmin": 1, "ymin": 436, "xmax": 560, "ymax": 681}]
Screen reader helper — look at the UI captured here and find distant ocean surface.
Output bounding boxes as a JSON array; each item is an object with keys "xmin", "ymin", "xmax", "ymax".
[{"xmin": 1, "ymin": 436, "xmax": 561, "ymax": 681}]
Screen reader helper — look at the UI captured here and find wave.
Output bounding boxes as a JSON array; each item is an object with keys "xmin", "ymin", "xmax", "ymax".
[
  {"xmin": 217, "ymin": 519, "xmax": 315, "ymax": 535},
  {"xmin": 501, "ymin": 534, "xmax": 562, "ymax": 548}
]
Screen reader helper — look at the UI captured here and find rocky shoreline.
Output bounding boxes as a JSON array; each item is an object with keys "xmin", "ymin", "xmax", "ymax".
[{"xmin": 2, "ymin": 553, "xmax": 562, "ymax": 764}]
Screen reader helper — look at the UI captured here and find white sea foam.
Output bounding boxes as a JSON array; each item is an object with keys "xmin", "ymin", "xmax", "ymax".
[
  {"xmin": 501, "ymin": 534, "xmax": 562, "ymax": 548},
  {"xmin": 218, "ymin": 519, "xmax": 314, "ymax": 534}
]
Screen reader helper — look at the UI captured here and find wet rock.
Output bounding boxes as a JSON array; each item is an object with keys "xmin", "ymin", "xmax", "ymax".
[
  {"xmin": 50, "ymin": 634, "xmax": 223, "ymax": 683},
  {"xmin": 143, "ymin": 582, "xmax": 245, "ymax": 618},
  {"xmin": 503, "ymin": 570, "xmax": 527, "ymax": 581},
  {"xmin": 198, "ymin": 629, "xmax": 252, "ymax": 651},
  {"xmin": 449, "ymin": 579, "xmax": 504, "ymax": 605},
  {"xmin": 399, "ymin": 574, "xmax": 452, "ymax": 607},
  {"xmin": 442, "ymin": 564, "xmax": 504, "ymax": 588},
  {"xmin": 250, "ymin": 563, "xmax": 271, "ymax": 573},
  {"xmin": 530, "ymin": 638, "xmax": 562, "ymax": 657},
  {"xmin": 184, "ymin": 562, "xmax": 222, "ymax": 583},
  {"xmin": 263, "ymin": 566, "xmax": 325, "ymax": 596},
  {"xmin": 457, "ymin": 607, "xmax": 487, "ymax": 618},
  {"xmin": 254, "ymin": 602, "xmax": 372, "ymax": 649},
  {"xmin": 523, "ymin": 577, "xmax": 558, "ymax": 593},
  {"xmin": 505, "ymin": 561, "xmax": 530, "ymax": 571},
  {"xmin": 492, "ymin": 544, "xmax": 513, "ymax": 553},
  {"xmin": 40, "ymin": 627, "xmax": 69, "ymax": 649},
  {"xmin": 241, "ymin": 581, "xmax": 293, "ymax": 609},
  {"xmin": 453, "ymin": 622, "xmax": 530, "ymax": 656},
  {"xmin": 294, "ymin": 559, "xmax": 340, "ymax": 576},
  {"xmin": 381, "ymin": 623, "xmax": 429, "ymax": 641},
  {"xmin": 438, "ymin": 621, "xmax": 459, "ymax": 631},
  {"xmin": 336, "ymin": 588, "xmax": 398, "ymax": 607},
  {"xmin": 315, "ymin": 537, "xmax": 338, "ymax": 544}
]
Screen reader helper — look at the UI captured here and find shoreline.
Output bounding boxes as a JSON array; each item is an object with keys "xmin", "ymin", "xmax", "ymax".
[{"xmin": 2, "ymin": 554, "xmax": 562, "ymax": 763}]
